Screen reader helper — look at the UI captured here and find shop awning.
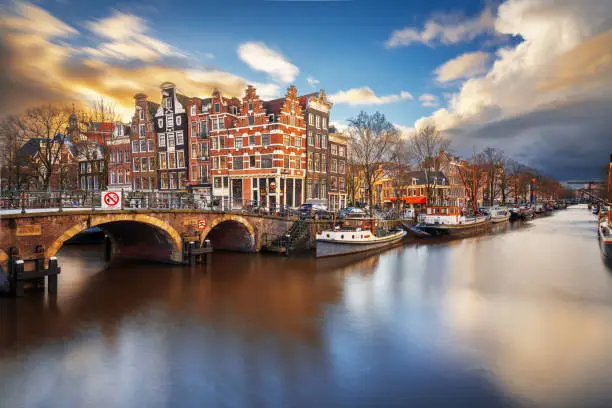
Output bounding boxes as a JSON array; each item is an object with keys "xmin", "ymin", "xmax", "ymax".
[{"xmin": 400, "ymin": 196, "xmax": 427, "ymax": 204}]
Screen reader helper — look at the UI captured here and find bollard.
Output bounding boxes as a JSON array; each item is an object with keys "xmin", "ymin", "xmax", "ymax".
[
  {"xmin": 47, "ymin": 257, "xmax": 58, "ymax": 294},
  {"xmin": 13, "ymin": 259, "xmax": 24, "ymax": 297},
  {"xmin": 188, "ymin": 241, "xmax": 195, "ymax": 266}
]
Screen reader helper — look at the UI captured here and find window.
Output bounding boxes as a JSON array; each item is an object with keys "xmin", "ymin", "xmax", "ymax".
[
  {"xmin": 233, "ymin": 156, "xmax": 243, "ymax": 170},
  {"xmin": 331, "ymin": 144, "xmax": 338, "ymax": 155},
  {"xmin": 218, "ymin": 117, "xmax": 225, "ymax": 130},
  {"xmin": 339, "ymin": 177, "xmax": 345, "ymax": 190},
  {"xmin": 124, "ymin": 150, "xmax": 129, "ymax": 163},
  {"xmin": 111, "ymin": 171, "xmax": 116, "ymax": 184},
  {"xmin": 159, "ymin": 153, "xmax": 167, "ymax": 169},
  {"xmin": 223, "ymin": 177, "xmax": 229, "ymax": 188},
  {"xmin": 176, "ymin": 115, "xmax": 182, "ymax": 126},
  {"xmin": 307, "ymin": 153, "xmax": 313, "ymax": 171},
  {"xmin": 214, "ymin": 177, "xmax": 222, "ymax": 188},
  {"xmin": 139, "ymin": 109, "xmax": 144, "ymax": 120},
  {"xmin": 140, "ymin": 140, "xmax": 146, "ymax": 152},
  {"xmin": 249, "ymin": 156, "xmax": 256, "ymax": 168},
  {"xmin": 133, "ymin": 158, "xmax": 139, "ymax": 172},
  {"xmin": 248, "ymin": 102, "xmax": 253, "ymax": 111},
  {"xmin": 166, "ymin": 115, "xmax": 174, "ymax": 130},
  {"xmin": 168, "ymin": 152, "xmax": 176, "ymax": 168},
  {"xmin": 261, "ymin": 155, "xmax": 273, "ymax": 168},
  {"xmin": 331, "ymin": 158, "xmax": 338, "ymax": 172},
  {"xmin": 261, "ymin": 134, "xmax": 270, "ymax": 146},
  {"xmin": 322, "ymin": 134, "xmax": 327, "ymax": 149},
  {"xmin": 284, "ymin": 155, "xmax": 289, "ymax": 168},
  {"xmin": 141, "ymin": 157, "xmax": 147, "ymax": 172},
  {"xmin": 290, "ymin": 115, "xmax": 295, "ymax": 126},
  {"xmin": 148, "ymin": 123, "xmax": 153, "ymax": 132},
  {"xmin": 315, "ymin": 134, "xmax": 321, "ymax": 148},
  {"xmin": 176, "ymin": 131, "xmax": 184, "ymax": 145},
  {"xmin": 132, "ymin": 141, "xmax": 139, "ymax": 153},
  {"xmin": 283, "ymin": 134, "xmax": 290, "ymax": 146},
  {"xmin": 165, "ymin": 97, "xmax": 172, "ymax": 109},
  {"xmin": 158, "ymin": 118, "xmax": 164, "ymax": 129},
  {"xmin": 149, "ymin": 157, "xmax": 155, "ymax": 171},
  {"xmin": 315, "ymin": 154, "xmax": 320, "ymax": 172},
  {"xmin": 211, "ymin": 117, "xmax": 225, "ymax": 131},
  {"xmin": 158, "ymin": 133, "xmax": 166, "ymax": 147},
  {"xmin": 309, "ymin": 114, "xmax": 314, "ymax": 126},
  {"xmin": 214, "ymin": 103, "xmax": 220, "ymax": 113},
  {"xmin": 199, "ymin": 143, "xmax": 208, "ymax": 157},
  {"xmin": 321, "ymin": 180, "xmax": 327, "ymax": 197},
  {"xmin": 118, "ymin": 150, "xmax": 123, "ymax": 163},
  {"xmin": 339, "ymin": 146, "xmax": 346, "ymax": 157},
  {"xmin": 331, "ymin": 176, "xmax": 338, "ymax": 189},
  {"xmin": 249, "ymin": 135, "xmax": 256, "ymax": 146},
  {"xmin": 119, "ymin": 171, "xmax": 124, "ymax": 184},
  {"xmin": 315, "ymin": 115, "xmax": 320, "ymax": 128},
  {"xmin": 200, "ymin": 165, "xmax": 207, "ymax": 180},
  {"xmin": 322, "ymin": 117, "xmax": 327, "ymax": 129},
  {"xmin": 134, "ymin": 177, "xmax": 141, "ymax": 190},
  {"xmin": 219, "ymin": 136, "xmax": 225, "ymax": 149},
  {"xmin": 294, "ymin": 137, "xmax": 301, "ymax": 148},
  {"xmin": 322, "ymin": 154, "xmax": 327, "ymax": 172},
  {"xmin": 148, "ymin": 139, "xmax": 154, "ymax": 152},
  {"xmin": 161, "ymin": 173, "xmax": 168, "ymax": 189},
  {"xmin": 211, "ymin": 137, "xmax": 218, "ymax": 150},
  {"xmin": 235, "ymin": 137, "xmax": 243, "ymax": 149},
  {"xmin": 139, "ymin": 124, "xmax": 145, "ymax": 138},
  {"xmin": 177, "ymin": 151, "xmax": 185, "ymax": 168},
  {"xmin": 191, "ymin": 143, "xmax": 197, "ymax": 158},
  {"xmin": 191, "ymin": 122, "xmax": 197, "ymax": 138},
  {"xmin": 308, "ymin": 134, "xmax": 314, "ymax": 146},
  {"xmin": 192, "ymin": 165, "xmax": 197, "ymax": 180},
  {"xmin": 178, "ymin": 171, "xmax": 186, "ymax": 188},
  {"xmin": 199, "ymin": 120, "xmax": 208, "ymax": 138},
  {"xmin": 339, "ymin": 160, "xmax": 346, "ymax": 174},
  {"xmin": 248, "ymin": 116, "xmax": 254, "ymax": 126},
  {"xmin": 190, "ymin": 105, "xmax": 196, "ymax": 116},
  {"xmin": 167, "ymin": 132, "xmax": 175, "ymax": 148}
]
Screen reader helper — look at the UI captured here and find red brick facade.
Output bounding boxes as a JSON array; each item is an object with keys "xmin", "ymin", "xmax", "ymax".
[{"xmin": 130, "ymin": 94, "xmax": 159, "ymax": 191}]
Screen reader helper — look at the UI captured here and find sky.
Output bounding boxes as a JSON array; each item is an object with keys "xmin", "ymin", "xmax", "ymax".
[{"xmin": 0, "ymin": 0, "xmax": 611, "ymax": 180}]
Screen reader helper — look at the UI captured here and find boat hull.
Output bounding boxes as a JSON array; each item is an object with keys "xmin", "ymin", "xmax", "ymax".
[
  {"xmin": 316, "ymin": 230, "xmax": 406, "ymax": 258},
  {"xmin": 490, "ymin": 214, "xmax": 510, "ymax": 224},
  {"xmin": 598, "ymin": 219, "xmax": 612, "ymax": 259},
  {"xmin": 418, "ymin": 218, "xmax": 491, "ymax": 237}
]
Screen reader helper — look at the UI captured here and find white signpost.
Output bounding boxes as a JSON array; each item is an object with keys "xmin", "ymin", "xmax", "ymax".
[{"xmin": 102, "ymin": 191, "xmax": 122, "ymax": 210}]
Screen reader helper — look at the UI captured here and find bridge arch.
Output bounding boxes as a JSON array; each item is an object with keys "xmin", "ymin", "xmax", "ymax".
[
  {"xmin": 46, "ymin": 214, "xmax": 183, "ymax": 263},
  {"xmin": 201, "ymin": 215, "xmax": 257, "ymax": 252}
]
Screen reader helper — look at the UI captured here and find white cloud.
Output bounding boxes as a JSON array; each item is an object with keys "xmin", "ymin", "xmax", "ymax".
[
  {"xmin": 329, "ymin": 87, "xmax": 413, "ymax": 105},
  {"xmin": 0, "ymin": 0, "xmax": 78, "ymax": 38},
  {"xmin": 330, "ymin": 121, "xmax": 349, "ymax": 133},
  {"xmin": 84, "ymin": 11, "xmax": 184, "ymax": 62},
  {"xmin": 237, "ymin": 42, "xmax": 299, "ymax": 84},
  {"xmin": 418, "ymin": 93, "xmax": 439, "ymax": 108},
  {"xmin": 386, "ymin": 7, "xmax": 495, "ymax": 48},
  {"xmin": 394, "ymin": 124, "xmax": 417, "ymax": 138},
  {"xmin": 307, "ymin": 76, "xmax": 319, "ymax": 87},
  {"xmin": 435, "ymin": 51, "xmax": 490, "ymax": 82}
]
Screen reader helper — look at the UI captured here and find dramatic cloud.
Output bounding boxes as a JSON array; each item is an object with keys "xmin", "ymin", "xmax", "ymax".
[
  {"xmin": 330, "ymin": 87, "xmax": 412, "ymax": 105},
  {"xmin": 435, "ymin": 51, "xmax": 490, "ymax": 82},
  {"xmin": 307, "ymin": 76, "xmax": 320, "ymax": 87},
  {"xmin": 418, "ymin": 93, "xmax": 439, "ymax": 108},
  {"xmin": 415, "ymin": 0, "xmax": 612, "ymax": 178},
  {"xmin": 237, "ymin": 42, "xmax": 299, "ymax": 83},
  {"xmin": 0, "ymin": 2, "xmax": 283, "ymax": 120},
  {"xmin": 386, "ymin": 8, "xmax": 495, "ymax": 48},
  {"xmin": 394, "ymin": 124, "xmax": 417, "ymax": 139}
]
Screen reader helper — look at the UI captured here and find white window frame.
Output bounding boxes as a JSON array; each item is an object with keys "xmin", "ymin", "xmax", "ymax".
[
  {"xmin": 158, "ymin": 133, "xmax": 166, "ymax": 147},
  {"xmin": 176, "ymin": 131, "xmax": 184, "ymax": 146},
  {"xmin": 158, "ymin": 118, "xmax": 164, "ymax": 129},
  {"xmin": 139, "ymin": 109, "xmax": 144, "ymax": 120},
  {"xmin": 176, "ymin": 115, "xmax": 182, "ymax": 126},
  {"xmin": 190, "ymin": 105, "xmax": 196, "ymax": 116}
]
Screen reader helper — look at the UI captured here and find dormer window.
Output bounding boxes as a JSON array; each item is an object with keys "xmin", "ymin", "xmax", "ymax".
[
  {"xmin": 165, "ymin": 97, "xmax": 172, "ymax": 109},
  {"xmin": 248, "ymin": 102, "xmax": 253, "ymax": 111},
  {"xmin": 190, "ymin": 105, "xmax": 196, "ymax": 116},
  {"xmin": 214, "ymin": 103, "xmax": 220, "ymax": 113},
  {"xmin": 176, "ymin": 115, "xmax": 182, "ymax": 126},
  {"xmin": 139, "ymin": 109, "xmax": 144, "ymax": 120},
  {"xmin": 158, "ymin": 118, "xmax": 164, "ymax": 129}
]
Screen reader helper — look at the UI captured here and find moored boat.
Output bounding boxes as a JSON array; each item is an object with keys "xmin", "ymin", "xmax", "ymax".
[
  {"xmin": 488, "ymin": 206, "xmax": 510, "ymax": 223},
  {"xmin": 599, "ymin": 211, "xmax": 612, "ymax": 259},
  {"xmin": 316, "ymin": 217, "xmax": 406, "ymax": 258},
  {"xmin": 416, "ymin": 205, "xmax": 491, "ymax": 237}
]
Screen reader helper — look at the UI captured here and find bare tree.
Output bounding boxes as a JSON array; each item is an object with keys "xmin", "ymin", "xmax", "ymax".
[
  {"xmin": 0, "ymin": 115, "xmax": 33, "ymax": 191},
  {"xmin": 481, "ymin": 147, "xmax": 504, "ymax": 206},
  {"xmin": 21, "ymin": 105, "xmax": 73, "ymax": 190},
  {"xmin": 345, "ymin": 160, "xmax": 363, "ymax": 207},
  {"xmin": 407, "ymin": 125, "xmax": 450, "ymax": 204},
  {"xmin": 384, "ymin": 138, "xmax": 411, "ymax": 210},
  {"xmin": 347, "ymin": 111, "xmax": 400, "ymax": 215}
]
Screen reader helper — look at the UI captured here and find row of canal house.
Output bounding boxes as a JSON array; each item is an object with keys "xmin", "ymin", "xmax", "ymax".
[{"xmin": 106, "ymin": 82, "xmax": 348, "ymax": 210}]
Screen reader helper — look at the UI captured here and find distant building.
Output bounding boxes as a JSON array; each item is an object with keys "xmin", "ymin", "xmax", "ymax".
[
  {"xmin": 77, "ymin": 141, "xmax": 105, "ymax": 191},
  {"xmin": 17, "ymin": 135, "xmax": 78, "ymax": 190},
  {"xmin": 130, "ymin": 93, "xmax": 159, "ymax": 191},
  {"xmin": 327, "ymin": 127, "xmax": 347, "ymax": 210},
  {"xmin": 107, "ymin": 123, "xmax": 132, "ymax": 191}
]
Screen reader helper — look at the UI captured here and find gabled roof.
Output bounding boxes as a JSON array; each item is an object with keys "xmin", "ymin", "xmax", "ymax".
[
  {"xmin": 298, "ymin": 93, "xmax": 317, "ymax": 109},
  {"xmin": 176, "ymin": 93, "xmax": 190, "ymax": 109},
  {"xmin": 146, "ymin": 101, "xmax": 159, "ymax": 116},
  {"xmin": 263, "ymin": 98, "xmax": 284, "ymax": 115},
  {"xmin": 17, "ymin": 134, "xmax": 78, "ymax": 162},
  {"xmin": 405, "ymin": 170, "xmax": 448, "ymax": 186}
]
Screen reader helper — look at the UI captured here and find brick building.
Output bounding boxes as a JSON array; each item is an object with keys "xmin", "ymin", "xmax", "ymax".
[
  {"xmin": 210, "ymin": 85, "xmax": 306, "ymax": 210},
  {"xmin": 299, "ymin": 89, "xmax": 332, "ymax": 202},
  {"xmin": 154, "ymin": 82, "xmax": 189, "ymax": 191},
  {"xmin": 328, "ymin": 128, "xmax": 348, "ymax": 210},
  {"xmin": 77, "ymin": 142, "xmax": 105, "ymax": 191},
  {"xmin": 130, "ymin": 93, "xmax": 159, "ymax": 191},
  {"xmin": 107, "ymin": 123, "xmax": 132, "ymax": 191}
]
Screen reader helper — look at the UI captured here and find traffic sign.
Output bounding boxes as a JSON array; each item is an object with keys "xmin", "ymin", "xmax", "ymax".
[
  {"xmin": 197, "ymin": 219, "xmax": 207, "ymax": 230},
  {"xmin": 102, "ymin": 191, "xmax": 122, "ymax": 209}
]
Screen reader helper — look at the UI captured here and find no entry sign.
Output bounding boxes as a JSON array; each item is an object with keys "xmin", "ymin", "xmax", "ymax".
[
  {"xmin": 198, "ymin": 219, "xmax": 207, "ymax": 230},
  {"xmin": 102, "ymin": 191, "xmax": 122, "ymax": 209}
]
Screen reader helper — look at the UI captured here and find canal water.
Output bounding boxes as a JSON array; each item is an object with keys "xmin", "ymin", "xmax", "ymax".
[{"xmin": 2, "ymin": 205, "xmax": 612, "ymax": 408}]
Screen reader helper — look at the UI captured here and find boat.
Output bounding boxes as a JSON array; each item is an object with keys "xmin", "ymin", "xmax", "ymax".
[
  {"xmin": 316, "ymin": 217, "xmax": 407, "ymax": 258},
  {"xmin": 534, "ymin": 203, "xmax": 545, "ymax": 214},
  {"xmin": 415, "ymin": 205, "xmax": 491, "ymax": 237},
  {"xmin": 599, "ymin": 210, "xmax": 612, "ymax": 259},
  {"xmin": 488, "ymin": 206, "xmax": 510, "ymax": 224}
]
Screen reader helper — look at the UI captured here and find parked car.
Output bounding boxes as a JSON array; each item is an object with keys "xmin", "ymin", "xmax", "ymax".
[
  {"xmin": 298, "ymin": 201, "xmax": 331, "ymax": 219},
  {"xmin": 338, "ymin": 207, "xmax": 366, "ymax": 219}
]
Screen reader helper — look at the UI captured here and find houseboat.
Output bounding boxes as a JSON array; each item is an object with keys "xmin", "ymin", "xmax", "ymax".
[
  {"xmin": 316, "ymin": 217, "xmax": 406, "ymax": 258},
  {"xmin": 414, "ymin": 205, "xmax": 491, "ymax": 237},
  {"xmin": 599, "ymin": 209, "xmax": 612, "ymax": 259}
]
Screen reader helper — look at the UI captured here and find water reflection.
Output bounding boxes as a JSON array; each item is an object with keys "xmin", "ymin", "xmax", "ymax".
[{"xmin": 1, "ymin": 207, "xmax": 612, "ymax": 407}]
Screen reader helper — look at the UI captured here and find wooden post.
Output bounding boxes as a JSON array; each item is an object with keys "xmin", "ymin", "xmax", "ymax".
[
  {"xmin": 13, "ymin": 260, "xmax": 24, "ymax": 297},
  {"xmin": 188, "ymin": 241, "xmax": 195, "ymax": 266},
  {"xmin": 47, "ymin": 257, "xmax": 58, "ymax": 294},
  {"xmin": 204, "ymin": 240, "xmax": 212, "ymax": 265}
]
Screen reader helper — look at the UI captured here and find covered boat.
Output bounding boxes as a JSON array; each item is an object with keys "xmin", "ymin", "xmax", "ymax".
[
  {"xmin": 488, "ymin": 206, "xmax": 510, "ymax": 223},
  {"xmin": 316, "ymin": 217, "xmax": 406, "ymax": 258},
  {"xmin": 416, "ymin": 205, "xmax": 491, "ymax": 237},
  {"xmin": 599, "ymin": 209, "xmax": 612, "ymax": 259}
]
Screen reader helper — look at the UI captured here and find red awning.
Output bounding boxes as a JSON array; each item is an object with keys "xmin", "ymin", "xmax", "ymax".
[{"xmin": 401, "ymin": 196, "xmax": 427, "ymax": 204}]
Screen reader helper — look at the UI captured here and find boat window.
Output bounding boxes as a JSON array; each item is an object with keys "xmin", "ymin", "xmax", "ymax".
[
  {"xmin": 352, "ymin": 235, "xmax": 355, "ymax": 239},
  {"xmin": 341, "ymin": 235, "xmax": 344, "ymax": 239},
  {"xmin": 326, "ymin": 234, "xmax": 330, "ymax": 238},
  {"xmin": 427, "ymin": 208, "xmax": 432, "ymax": 214}
]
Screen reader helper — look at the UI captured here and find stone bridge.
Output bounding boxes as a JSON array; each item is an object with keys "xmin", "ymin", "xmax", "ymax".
[{"xmin": 0, "ymin": 210, "xmax": 294, "ymax": 272}]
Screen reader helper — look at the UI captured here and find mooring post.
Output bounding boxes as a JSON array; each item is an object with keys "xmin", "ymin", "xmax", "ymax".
[
  {"xmin": 204, "ymin": 239, "xmax": 212, "ymax": 265},
  {"xmin": 104, "ymin": 235, "xmax": 112, "ymax": 262},
  {"xmin": 13, "ymin": 259, "xmax": 24, "ymax": 297},
  {"xmin": 47, "ymin": 257, "xmax": 58, "ymax": 294},
  {"xmin": 188, "ymin": 241, "xmax": 195, "ymax": 266}
]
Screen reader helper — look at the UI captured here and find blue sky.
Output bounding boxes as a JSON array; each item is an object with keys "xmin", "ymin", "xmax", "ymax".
[{"xmin": 2, "ymin": 0, "xmax": 612, "ymax": 179}]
